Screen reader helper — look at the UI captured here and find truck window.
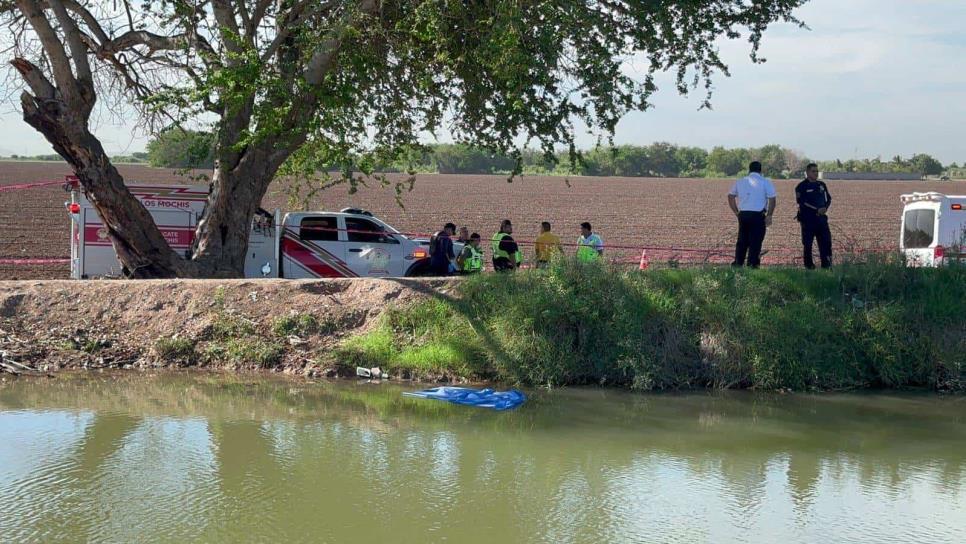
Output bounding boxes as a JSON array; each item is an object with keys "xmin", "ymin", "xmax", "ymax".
[
  {"xmin": 903, "ymin": 209, "xmax": 935, "ymax": 248},
  {"xmin": 345, "ymin": 218, "xmax": 397, "ymax": 244},
  {"xmin": 300, "ymin": 217, "xmax": 339, "ymax": 241}
]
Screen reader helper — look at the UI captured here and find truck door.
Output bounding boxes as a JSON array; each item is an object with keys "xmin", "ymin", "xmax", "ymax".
[
  {"xmin": 343, "ymin": 217, "xmax": 405, "ymax": 277},
  {"xmin": 281, "ymin": 215, "xmax": 355, "ymax": 278}
]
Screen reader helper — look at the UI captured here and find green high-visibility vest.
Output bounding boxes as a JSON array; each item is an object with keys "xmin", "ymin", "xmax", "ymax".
[
  {"xmin": 491, "ymin": 232, "xmax": 522, "ymax": 265},
  {"xmin": 577, "ymin": 234, "xmax": 602, "ymax": 262},
  {"xmin": 461, "ymin": 245, "xmax": 484, "ymax": 273}
]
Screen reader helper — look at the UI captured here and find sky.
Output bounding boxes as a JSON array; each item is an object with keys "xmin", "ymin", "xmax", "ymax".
[{"xmin": 0, "ymin": 0, "xmax": 963, "ymax": 163}]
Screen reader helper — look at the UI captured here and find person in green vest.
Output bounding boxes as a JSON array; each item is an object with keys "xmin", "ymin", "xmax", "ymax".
[
  {"xmin": 491, "ymin": 219, "xmax": 523, "ymax": 271},
  {"xmin": 457, "ymin": 233, "xmax": 484, "ymax": 274},
  {"xmin": 576, "ymin": 222, "xmax": 604, "ymax": 262}
]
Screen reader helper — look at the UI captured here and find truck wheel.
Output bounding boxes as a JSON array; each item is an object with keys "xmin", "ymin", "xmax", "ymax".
[{"xmin": 406, "ymin": 260, "xmax": 434, "ymax": 277}]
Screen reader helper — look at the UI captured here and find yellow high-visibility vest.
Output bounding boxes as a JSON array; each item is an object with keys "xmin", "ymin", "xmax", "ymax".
[
  {"xmin": 461, "ymin": 245, "xmax": 484, "ymax": 273},
  {"xmin": 491, "ymin": 232, "xmax": 522, "ymax": 264},
  {"xmin": 577, "ymin": 234, "xmax": 602, "ymax": 262}
]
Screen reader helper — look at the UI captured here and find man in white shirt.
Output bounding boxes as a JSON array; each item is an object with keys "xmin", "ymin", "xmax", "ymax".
[{"xmin": 727, "ymin": 161, "xmax": 777, "ymax": 268}]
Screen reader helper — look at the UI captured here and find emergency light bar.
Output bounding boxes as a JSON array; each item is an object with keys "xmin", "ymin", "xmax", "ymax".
[{"xmin": 900, "ymin": 192, "xmax": 946, "ymax": 204}]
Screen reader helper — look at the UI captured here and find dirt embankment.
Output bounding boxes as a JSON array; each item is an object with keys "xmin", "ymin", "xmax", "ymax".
[{"xmin": 0, "ymin": 278, "xmax": 456, "ymax": 378}]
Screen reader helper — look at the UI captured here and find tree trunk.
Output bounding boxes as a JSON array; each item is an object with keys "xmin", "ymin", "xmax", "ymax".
[
  {"xmin": 19, "ymin": 92, "xmax": 190, "ymax": 278},
  {"xmin": 191, "ymin": 143, "xmax": 294, "ymax": 277},
  {"xmin": 191, "ymin": 162, "xmax": 269, "ymax": 278}
]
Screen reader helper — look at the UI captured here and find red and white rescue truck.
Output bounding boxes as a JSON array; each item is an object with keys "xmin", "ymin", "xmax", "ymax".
[
  {"xmin": 900, "ymin": 192, "xmax": 966, "ymax": 266},
  {"xmin": 65, "ymin": 178, "xmax": 441, "ymax": 279}
]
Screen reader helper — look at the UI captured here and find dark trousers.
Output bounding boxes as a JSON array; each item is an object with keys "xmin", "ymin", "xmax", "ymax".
[
  {"xmin": 733, "ymin": 211, "xmax": 767, "ymax": 268},
  {"xmin": 493, "ymin": 257, "xmax": 514, "ymax": 271},
  {"xmin": 801, "ymin": 215, "xmax": 832, "ymax": 269}
]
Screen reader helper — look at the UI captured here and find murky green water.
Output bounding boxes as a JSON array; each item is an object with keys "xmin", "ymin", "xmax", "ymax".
[{"xmin": 1, "ymin": 374, "xmax": 965, "ymax": 543}]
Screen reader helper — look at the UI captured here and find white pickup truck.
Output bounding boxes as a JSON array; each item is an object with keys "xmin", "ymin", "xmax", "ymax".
[
  {"xmin": 900, "ymin": 192, "xmax": 966, "ymax": 266},
  {"xmin": 65, "ymin": 178, "xmax": 445, "ymax": 278}
]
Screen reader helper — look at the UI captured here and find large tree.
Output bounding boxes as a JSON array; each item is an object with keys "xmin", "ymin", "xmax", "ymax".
[{"xmin": 2, "ymin": 0, "xmax": 807, "ymax": 278}]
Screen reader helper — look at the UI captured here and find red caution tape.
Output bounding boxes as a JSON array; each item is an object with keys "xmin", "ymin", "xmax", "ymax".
[
  {"xmin": 0, "ymin": 181, "xmax": 65, "ymax": 192},
  {"xmin": 0, "ymin": 258, "xmax": 70, "ymax": 265}
]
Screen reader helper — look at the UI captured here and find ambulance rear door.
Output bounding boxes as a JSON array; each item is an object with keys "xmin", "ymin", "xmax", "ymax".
[
  {"xmin": 245, "ymin": 209, "xmax": 280, "ymax": 278},
  {"xmin": 900, "ymin": 198, "xmax": 941, "ymax": 266}
]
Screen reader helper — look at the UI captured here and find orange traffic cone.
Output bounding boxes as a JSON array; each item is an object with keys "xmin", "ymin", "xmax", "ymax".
[{"xmin": 639, "ymin": 249, "xmax": 649, "ymax": 270}]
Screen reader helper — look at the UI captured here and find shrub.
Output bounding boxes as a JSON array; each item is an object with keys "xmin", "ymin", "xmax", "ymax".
[
  {"xmin": 271, "ymin": 313, "xmax": 335, "ymax": 337},
  {"xmin": 153, "ymin": 337, "xmax": 197, "ymax": 364},
  {"xmin": 206, "ymin": 338, "xmax": 284, "ymax": 368},
  {"xmin": 210, "ymin": 312, "xmax": 255, "ymax": 339}
]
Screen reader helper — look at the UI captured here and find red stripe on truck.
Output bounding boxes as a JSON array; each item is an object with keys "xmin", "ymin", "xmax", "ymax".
[{"xmin": 281, "ymin": 234, "xmax": 358, "ymax": 278}]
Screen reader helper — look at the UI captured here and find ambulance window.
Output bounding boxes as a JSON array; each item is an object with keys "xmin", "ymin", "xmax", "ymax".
[
  {"xmin": 345, "ymin": 218, "xmax": 397, "ymax": 244},
  {"xmin": 300, "ymin": 216, "xmax": 338, "ymax": 241},
  {"xmin": 903, "ymin": 209, "xmax": 935, "ymax": 248}
]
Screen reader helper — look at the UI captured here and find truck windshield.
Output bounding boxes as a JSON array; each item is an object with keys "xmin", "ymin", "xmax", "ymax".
[{"xmin": 903, "ymin": 209, "xmax": 936, "ymax": 249}]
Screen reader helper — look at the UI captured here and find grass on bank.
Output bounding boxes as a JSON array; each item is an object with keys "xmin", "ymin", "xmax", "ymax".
[
  {"xmin": 337, "ymin": 258, "xmax": 966, "ymax": 391},
  {"xmin": 271, "ymin": 313, "xmax": 336, "ymax": 337},
  {"xmin": 200, "ymin": 308, "xmax": 339, "ymax": 369},
  {"xmin": 153, "ymin": 337, "xmax": 197, "ymax": 364}
]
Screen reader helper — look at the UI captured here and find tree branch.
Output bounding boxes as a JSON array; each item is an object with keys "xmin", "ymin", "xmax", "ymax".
[
  {"xmin": 259, "ymin": 0, "xmax": 321, "ymax": 64},
  {"xmin": 60, "ymin": 0, "xmax": 108, "ymax": 43},
  {"xmin": 14, "ymin": 0, "xmax": 78, "ymax": 99},
  {"xmin": 248, "ymin": 0, "xmax": 272, "ymax": 36},
  {"xmin": 96, "ymin": 30, "xmax": 192, "ymax": 55},
  {"xmin": 48, "ymin": 0, "xmax": 91, "ymax": 83},
  {"xmin": 212, "ymin": 0, "xmax": 243, "ymax": 57},
  {"xmin": 237, "ymin": 0, "xmax": 250, "ymax": 34},
  {"xmin": 10, "ymin": 57, "xmax": 56, "ymax": 99},
  {"xmin": 304, "ymin": 0, "xmax": 380, "ymax": 86}
]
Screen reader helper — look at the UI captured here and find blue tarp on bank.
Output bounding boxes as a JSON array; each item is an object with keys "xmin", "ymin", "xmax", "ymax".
[{"xmin": 402, "ymin": 387, "xmax": 527, "ymax": 411}]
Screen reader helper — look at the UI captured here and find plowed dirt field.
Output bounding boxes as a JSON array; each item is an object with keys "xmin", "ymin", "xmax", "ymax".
[{"xmin": 2, "ymin": 161, "xmax": 963, "ymax": 279}]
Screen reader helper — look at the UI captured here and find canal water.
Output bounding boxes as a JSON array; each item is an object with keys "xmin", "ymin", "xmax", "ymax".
[{"xmin": 1, "ymin": 373, "xmax": 964, "ymax": 543}]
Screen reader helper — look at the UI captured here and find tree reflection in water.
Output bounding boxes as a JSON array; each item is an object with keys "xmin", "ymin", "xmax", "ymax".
[{"xmin": 1, "ymin": 373, "xmax": 965, "ymax": 543}]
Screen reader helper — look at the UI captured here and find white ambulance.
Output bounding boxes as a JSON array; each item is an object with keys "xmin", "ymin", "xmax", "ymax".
[
  {"xmin": 65, "ymin": 177, "xmax": 442, "ymax": 278},
  {"xmin": 899, "ymin": 192, "xmax": 966, "ymax": 266}
]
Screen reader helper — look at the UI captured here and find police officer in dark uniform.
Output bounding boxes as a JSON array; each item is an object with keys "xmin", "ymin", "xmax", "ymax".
[{"xmin": 795, "ymin": 163, "xmax": 833, "ymax": 269}]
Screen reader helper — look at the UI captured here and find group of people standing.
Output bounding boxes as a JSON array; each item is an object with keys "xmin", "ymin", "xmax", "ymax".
[
  {"xmin": 728, "ymin": 160, "xmax": 833, "ymax": 269},
  {"xmin": 428, "ymin": 160, "xmax": 832, "ymax": 275},
  {"xmin": 428, "ymin": 220, "xmax": 605, "ymax": 275}
]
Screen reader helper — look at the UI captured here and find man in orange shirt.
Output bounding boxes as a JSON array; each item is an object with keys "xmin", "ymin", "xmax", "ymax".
[{"xmin": 533, "ymin": 222, "xmax": 562, "ymax": 268}]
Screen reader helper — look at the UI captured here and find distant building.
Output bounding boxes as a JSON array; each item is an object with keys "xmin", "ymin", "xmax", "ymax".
[{"xmin": 820, "ymin": 172, "xmax": 922, "ymax": 181}]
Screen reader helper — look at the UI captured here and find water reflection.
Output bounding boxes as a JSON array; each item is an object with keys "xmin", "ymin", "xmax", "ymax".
[{"xmin": 1, "ymin": 373, "xmax": 965, "ymax": 543}]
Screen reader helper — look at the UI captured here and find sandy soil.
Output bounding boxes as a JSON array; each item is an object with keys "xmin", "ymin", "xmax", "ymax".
[{"xmin": 0, "ymin": 277, "xmax": 456, "ymax": 377}]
